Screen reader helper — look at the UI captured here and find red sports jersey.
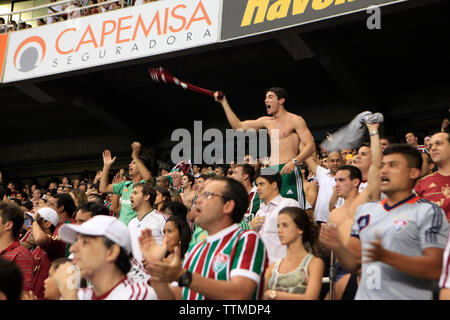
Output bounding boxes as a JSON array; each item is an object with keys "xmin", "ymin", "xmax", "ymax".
[
  {"xmin": 1, "ymin": 241, "xmax": 35, "ymax": 291},
  {"xmin": 415, "ymin": 172, "xmax": 450, "ymax": 220},
  {"xmin": 31, "ymin": 246, "xmax": 51, "ymax": 300}
]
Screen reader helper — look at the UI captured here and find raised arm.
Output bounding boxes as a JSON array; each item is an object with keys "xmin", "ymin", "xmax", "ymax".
[
  {"xmin": 131, "ymin": 142, "xmax": 153, "ymax": 183},
  {"xmin": 31, "ymin": 212, "xmax": 49, "ymax": 247},
  {"xmin": 359, "ymin": 122, "xmax": 382, "ymax": 203},
  {"xmin": 99, "ymin": 150, "xmax": 115, "ymax": 194},
  {"xmin": 214, "ymin": 92, "xmax": 265, "ymax": 131}
]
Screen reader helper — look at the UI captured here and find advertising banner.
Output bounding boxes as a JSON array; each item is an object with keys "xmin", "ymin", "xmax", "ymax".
[
  {"xmin": 221, "ymin": 0, "xmax": 406, "ymax": 40},
  {"xmin": 3, "ymin": 0, "xmax": 220, "ymax": 83},
  {"xmin": 0, "ymin": 34, "xmax": 8, "ymax": 82}
]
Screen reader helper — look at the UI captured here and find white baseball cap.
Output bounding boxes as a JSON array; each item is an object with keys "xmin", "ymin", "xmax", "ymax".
[
  {"xmin": 36, "ymin": 207, "xmax": 59, "ymax": 227},
  {"xmin": 58, "ymin": 215, "xmax": 131, "ymax": 254}
]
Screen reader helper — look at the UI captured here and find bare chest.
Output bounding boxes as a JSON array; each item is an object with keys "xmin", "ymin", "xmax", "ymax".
[{"xmin": 265, "ymin": 119, "xmax": 296, "ymax": 139}]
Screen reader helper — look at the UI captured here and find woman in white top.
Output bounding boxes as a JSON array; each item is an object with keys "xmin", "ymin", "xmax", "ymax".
[{"xmin": 263, "ymin": 206, "xmax": 324, "ymax": 300}]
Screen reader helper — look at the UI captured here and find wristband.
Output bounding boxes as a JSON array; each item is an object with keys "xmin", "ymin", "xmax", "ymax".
[{"xmin": 369, "ymin": 130, "xmax": 378, "ymax": 136}]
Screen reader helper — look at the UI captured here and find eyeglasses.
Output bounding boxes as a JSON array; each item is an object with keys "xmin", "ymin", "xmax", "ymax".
[{"xmin": 198, "ymin": 191, "xmax": 230, "ymax": 201}]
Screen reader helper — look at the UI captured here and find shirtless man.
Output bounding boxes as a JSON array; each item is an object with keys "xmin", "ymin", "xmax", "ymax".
[
  {"xmin": 214, "ymin": 87, "xmax": 315, "ymax": 208},
  {"xmin": 180, "ymin": 174, "xmax": 196, "ymax": 209}
]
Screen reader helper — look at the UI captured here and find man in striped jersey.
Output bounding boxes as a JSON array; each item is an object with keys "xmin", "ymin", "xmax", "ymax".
[
  {"xmin": 141, "ymin": 177, "xmax": 268, "ymax": 300},
  {"xmin": 53, "ymin": 215, "xmax": 157, "ymax": 300},
  {"xmin": 321, "ymin": 144, "xmax": 449, "ymax": 299}
]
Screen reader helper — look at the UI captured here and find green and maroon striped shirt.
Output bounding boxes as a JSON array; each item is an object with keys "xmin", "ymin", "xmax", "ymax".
[{"xmin": 181, "ymin": 224, "xmax": 268, "ymax": 300}]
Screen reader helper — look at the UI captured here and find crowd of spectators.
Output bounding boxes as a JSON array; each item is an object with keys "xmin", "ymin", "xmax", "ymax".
[
  {"xmin": 0, "ymin": 0, "xmax": 159, "ymax": 33},
  {"xmin": 0, "ymin": 113, "xmax": 449, "ymax": 301}
]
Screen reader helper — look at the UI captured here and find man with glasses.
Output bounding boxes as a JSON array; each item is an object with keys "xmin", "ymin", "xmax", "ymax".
[{"xmin": 139, "ymin": 177, "xmax": 269, "ymax": 300}]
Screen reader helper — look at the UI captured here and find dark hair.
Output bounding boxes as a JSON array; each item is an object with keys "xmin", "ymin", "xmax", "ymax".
[
  {"xmin": 215, "ymin": 166, "xmax": 225, "ymax": 175},
  {"xmin": 78, "ymin": 202, "xmax": 109, "ymax": 218},
  {"xmin": 163, "ymin": 201, "xmax": 187, "ymax": 219},
  {"xmin": 10, "ymin": 198, "xmax": 22, "ymax": 206},
  {"xmin": 383, "ymin": 144, "xmax": 422, "ymax": 170},
  {"xmin": 256, "ymin": 167, "xmax": 282, "ymax": 191},
  {"xmin": 21, "ymin": 200, "xmax": 34, "ymax": 211},
  {"xmin": 134, "ymin": 182, "xmax": 156, "ymax": 206},
  {"xmin": 90, "ymin": 183, "xmax": 100, "ymax": 193},
  {"xmin": 155, "ymin": 187, "xmax": 171, "ymax": 211},
  {"xmin": 52, "ymin": 193, "xmax": 76, "ymax": 217},
  {"xmin": 212, "ymin": 177, "xmax": 249, "ymax": 224},
  {"xmin": 183, "ymin": 174, "xmax": 195, "ymax": 187},
  {"xmin": 138, "ymin": 156, "xmax": 151, "ymax": 171},
  {"xmin": 165, "ymin": 216, "xmax": 192, "ymax": 260},
  {"xmin": 0, "ymin": 201, "xmax": 25, "ymax": 239},
  {"xmin": 19, "ymin": 191, "xmax": 28, "ymax": 200},
  {"xmin": 279, "ymin": 207, "xmax": 320, "ymax": 256},
  {"xmin": 88, "ymin": 194, "xmax": 105, "ymax": 205},
  {"xmin": 336, "ymin": 165, "xmax": 362, "ymax": 187},
  {"xmin": 0, "ymin": 257, "xmax": 23, "ymax": 300},
  {"xmin": 102, "ymin": 238, "xmax": 131, "ymax": 275},
  {"xmin": 198, "ymin": 174, "xmax": 212, "ymax": 181},
  {"xmin": 235, "ymin": 164, "xmax": 256, "ymax": 184},
  {"xmin": 266, "ymin": 87, "xmax": 288, "ymax": 105}
]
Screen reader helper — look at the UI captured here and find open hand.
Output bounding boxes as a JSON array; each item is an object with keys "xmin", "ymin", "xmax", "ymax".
[
  {"xmin": 138, "ymin": 229, "xmax": 167, "ymax": 267},
  {"xmin": 102, "ymin": 150, "xmax": 116, "ymax": 167},
  {"xmin": 147, "ymin": 246, "xmax": 183, "ymax": 283}
]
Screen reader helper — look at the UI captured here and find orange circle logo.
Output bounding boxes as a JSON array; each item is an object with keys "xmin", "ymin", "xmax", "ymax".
[{"xmin": 13, "ymin": 36, "xmax": 46, "ymax": 72}]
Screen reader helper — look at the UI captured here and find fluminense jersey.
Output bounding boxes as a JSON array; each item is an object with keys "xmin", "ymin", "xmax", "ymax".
[
  {"xmin": 351, "ymin": 195, "xmax": 448, "ymax": 300},
  {"xmin": 181, "ymin": 224, "xmax": 268, "ymax": 300},
  {"xmin": 77, "ymin": 276, "xmax": 157, "ymax": 300}
]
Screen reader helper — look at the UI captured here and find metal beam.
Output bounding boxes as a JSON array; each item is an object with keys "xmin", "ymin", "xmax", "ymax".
[
  {"xmin": 15, "ymin": 83, "xmax": 56, "ymax": 103},
  {"xmin": 276, "ymin": 32, "xmax": 315, "ymax": 61}
]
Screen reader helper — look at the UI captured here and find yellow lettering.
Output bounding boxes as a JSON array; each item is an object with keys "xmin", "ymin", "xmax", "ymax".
[
  {"xmin": 312, "ymin": 0, "xmax": 334, "ymax": 10},
  {"xmin": 292, "ymin": 0, "xmax": 310, "ymax": 14},
  {"xmin": 267, "ymin": 0, "xmax": 290, "ymax": 21},
  {"xmin": 241, "ymin": 0, "xmax": 269, "ymax": 26}
]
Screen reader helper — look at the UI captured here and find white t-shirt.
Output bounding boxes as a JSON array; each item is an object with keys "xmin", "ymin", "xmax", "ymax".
[
  {"xmin": 256, "ymin": 195, "xmax": 300, "ymax": 264},
  {"xmin": 313, "ymin": 166, "xmax": 336, "ymax": 223},
  {"xmin": 128, "ymin": 210, "xmax": 166, "ymax": 266},
  {"xmin": 77, "ymin": 276, "xmax": 157, "ymax": 300}
]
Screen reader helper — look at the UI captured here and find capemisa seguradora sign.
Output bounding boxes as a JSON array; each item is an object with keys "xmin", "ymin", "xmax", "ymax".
[
  {"xmin": 221, "ymin": 0, "xmax": 407, "ymax": 40},
  {"xmin": 2, "ymin": 0, "xmax": 220, "ymax": 83}
]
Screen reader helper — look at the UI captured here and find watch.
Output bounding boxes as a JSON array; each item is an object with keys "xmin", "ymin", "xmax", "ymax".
[
  {"xmin": 369, "ymin": 130, "xmax": 379, "ymax": 136},
  {"xmin": 292, "ymin": 159, "xmax": 299, "ymax": 166},
  {"xmin": 269, "ymin": 290, "xmax": 277, "ymax": 300},
  {"xmin": 178, "ymin": 271, "xmax": 192, "ymax": 287}
]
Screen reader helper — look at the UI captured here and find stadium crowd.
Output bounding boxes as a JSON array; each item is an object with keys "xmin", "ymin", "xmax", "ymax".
[
  {"xmin": 0, "ymin": 89, "xmax": 449, "ymax": 301},
  {"xmin": 0, "ymin": 0, "xmax": 159, "ymax": 33}
]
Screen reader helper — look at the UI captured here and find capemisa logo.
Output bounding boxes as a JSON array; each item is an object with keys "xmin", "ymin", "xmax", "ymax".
[{"xmin": 13, "ymin": 35, "xmax": 46, "ymax": 72}]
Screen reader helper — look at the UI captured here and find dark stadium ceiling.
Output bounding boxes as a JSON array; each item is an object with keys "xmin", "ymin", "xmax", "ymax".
[{"xmin": 1, "ymin": 0, "xmax": 449, "ymax": 174}]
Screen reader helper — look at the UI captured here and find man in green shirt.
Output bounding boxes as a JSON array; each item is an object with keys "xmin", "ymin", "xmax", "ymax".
[{"xmin": 100, "ymin": 142, "xmax": 153, "ymax": 225}]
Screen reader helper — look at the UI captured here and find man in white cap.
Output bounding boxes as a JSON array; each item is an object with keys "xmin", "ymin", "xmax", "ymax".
[
  {"xmin": 30, "ymin": 207, "xmax": 60, "ymax": 300},
  {"xmin": 53, "ymin": 215, "xmax": 158, "ymax": 300}
]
